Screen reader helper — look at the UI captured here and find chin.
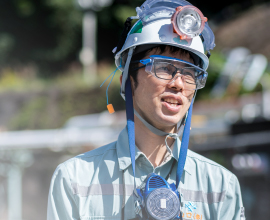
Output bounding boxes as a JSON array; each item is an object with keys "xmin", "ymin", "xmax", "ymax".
[{"xmin": 157, "ymin": 112, "xmax": 183, "ymax": 127}]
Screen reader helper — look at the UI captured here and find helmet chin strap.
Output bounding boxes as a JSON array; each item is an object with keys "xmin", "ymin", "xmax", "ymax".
[
  {"xmin": 126, "ymin": 73, "xmax": 196, "ymax": 190},
  {"xmin": 123, "ymin": 44, "xmax": 197, "ymax": 191},
  {"xmin": 134, "ymin": 109, "xmax": 180, "ymax": 155},
  {"xmin": 134, "ymin": 109, "xmax": 183, "ymax": 136},
  {"xmin": 121, "ymin": 47, "xmax": 136, "ymax": 99}
]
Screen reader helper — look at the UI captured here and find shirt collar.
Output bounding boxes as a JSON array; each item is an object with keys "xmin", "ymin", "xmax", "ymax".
[
  {"xmin": 116, "ymin": 127, "xmax": 143, "ymax": 171},
  {"xmin": 172, "ymin": 137, "xmax": 192, "ymax": 176},
  {"xmin": 116, "ymin": 126, "xmax": 192, "ymax": 175}
]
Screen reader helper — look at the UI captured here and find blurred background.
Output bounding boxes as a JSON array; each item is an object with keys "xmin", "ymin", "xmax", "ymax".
[{"xmin": 0, "ymin": 0, "xmax": 270, "ymax": 219}]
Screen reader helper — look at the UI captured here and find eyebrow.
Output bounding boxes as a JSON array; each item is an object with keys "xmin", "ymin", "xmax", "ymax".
[{"xmin": 170, "ymin": 61, "xmax": 190, "ymax": 68}]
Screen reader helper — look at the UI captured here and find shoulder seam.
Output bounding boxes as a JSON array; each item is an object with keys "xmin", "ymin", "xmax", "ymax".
[
  {"xmin": 76, "ymin": 142, "xmax": 117, "ymax": 159},
  {"xmin": 187, "ymin": 154, "xmax": 231, "ymax": 173}
]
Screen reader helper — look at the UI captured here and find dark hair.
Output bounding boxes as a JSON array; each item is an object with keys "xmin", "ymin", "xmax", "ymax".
[{"xmin": 128, "ymin": 45, "xmax": 195, "ymax": 88}]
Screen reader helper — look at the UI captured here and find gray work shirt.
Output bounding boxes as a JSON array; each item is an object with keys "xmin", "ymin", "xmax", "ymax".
[{"xmin": 47, "ymin": 127, "xmax": 244, "ymax": 220}]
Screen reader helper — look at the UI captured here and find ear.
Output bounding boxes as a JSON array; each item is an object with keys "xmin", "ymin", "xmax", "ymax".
[
  {"xmin": 120, "ymin": 74, "xmax": 135, "ymax": 96},
  {"xmin": 129, "ymin": 76, "xmax": 136, "ymax": 96},
  {"xmin": 120, "ymin": 74, "xmax": 123, "ymax": 86}
]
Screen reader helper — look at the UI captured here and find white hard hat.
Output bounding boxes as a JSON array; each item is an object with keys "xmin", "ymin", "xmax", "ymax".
[
  {"xmin": 115, "ymin": 19, "xmax": 209, "ymax": 70},
  {"xmin": 113, "ymin": 0, "xmax": 215, "ymax": 98}
]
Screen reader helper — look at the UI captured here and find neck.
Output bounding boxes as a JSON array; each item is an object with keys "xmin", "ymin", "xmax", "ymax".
[{"xmin": 134, "ymin": 115, "xmax": 176, "ymax": 168}]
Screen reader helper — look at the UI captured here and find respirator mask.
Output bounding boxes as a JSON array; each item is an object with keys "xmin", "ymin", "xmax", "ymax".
[{"xmin": 134, "ymin": 173, "xmax": 182, "ymax": 220}]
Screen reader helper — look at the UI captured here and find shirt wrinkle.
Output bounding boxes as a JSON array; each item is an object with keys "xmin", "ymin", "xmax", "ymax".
[{"xmin": 47, "ymin": 127, "xmax": 244, "ymax": 220}]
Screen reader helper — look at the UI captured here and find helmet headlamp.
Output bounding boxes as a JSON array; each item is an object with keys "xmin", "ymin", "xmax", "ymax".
[{"xmin": 171, "ymin": 5, "xmax": 207, "ymax": 40}]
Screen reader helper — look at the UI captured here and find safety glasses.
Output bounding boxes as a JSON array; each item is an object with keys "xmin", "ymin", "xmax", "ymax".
[{"xmin": 131, "ymin": 55, "xmax": 208, "ymax": 90}]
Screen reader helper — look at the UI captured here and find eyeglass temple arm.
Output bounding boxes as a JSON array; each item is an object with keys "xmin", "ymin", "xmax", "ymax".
[
  {"xmin": 130, "ymin": 58, "xmax": 151, "ymax": 65},
  {"xmin": 130, "ymin": 58, "xmax": 151, "ymax": 72}
]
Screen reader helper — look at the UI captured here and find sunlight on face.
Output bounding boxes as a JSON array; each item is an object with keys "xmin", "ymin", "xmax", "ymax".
[{"xmin": 132, "ymin": 47, "xmax": 195, "ymax": 132}]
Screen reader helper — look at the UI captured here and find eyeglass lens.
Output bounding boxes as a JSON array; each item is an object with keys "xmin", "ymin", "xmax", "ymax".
[{"xmin": 154, "ymin": 62, "xmax": 198, "ymax": 90}]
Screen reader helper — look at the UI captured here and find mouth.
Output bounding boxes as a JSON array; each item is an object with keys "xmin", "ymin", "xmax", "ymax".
[
  {"xmin": 161, "ymin": 97, "xmax": 183, "ymax": 113},
  {"xmin": 161, "ymin": 97, "xmax": 182, "ymax": 107}
]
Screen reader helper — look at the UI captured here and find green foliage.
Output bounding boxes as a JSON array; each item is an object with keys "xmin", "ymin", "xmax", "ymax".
[
  {"xmin": 196, "ymin": 50, "xmax": 226, "ymax": 100},
  {"xmin": 2, "ymin": 0, "xmax": 270, "ymax": 131},
  {"xmin": 8, "ymin": 82, "xmax": 125, "ymax": 130},
  {"xmin": 6, "ymin": 64, "xmax": 126, "ymax": 130},
  {"xmin": 0, "ymin": 0, "xmax": 83, "ymax": 75},
  {"xmin": 1, "ymin": 0, "xmax": 269, "ymax": 79},
  {"xmin": 9, "ymin": 95, "xmax": 50, "ymax": 130},
  {"xmin": 15, "ymin": 0, "xmax": 35, "ymax": 17},
  {"xmin": 0, "ymin": 34, "xmax": 15, "ymax": 63},
  {"xmin": 0, "ymin": 0, "xmax": 145, "ymax": 75},
  {"xmin": 40, "ymin": 0, "xmax": 83, "ymax": 61},
  {"xmin": 0, "ymin": 69, "xmax": 23, "ymax": 89},
  {"xmin": 113, "ymin": 5, "xmax": 137, "ymax": 23}
]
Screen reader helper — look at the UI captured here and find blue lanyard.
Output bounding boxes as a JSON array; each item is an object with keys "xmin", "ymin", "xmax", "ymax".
[
  {"xmin": 125, "ymin": 77, "xmax": 136, "ymax": 178},
  {"xmin": 125, "ymin": 76, "xmax": 193, "ymax": 188},
  {"xmin": 176, "ymin": 98, "xmax": 193, "ymax": 188}
]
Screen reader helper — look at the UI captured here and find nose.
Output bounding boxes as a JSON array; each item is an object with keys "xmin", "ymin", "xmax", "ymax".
[{"xmin": 167, "ymin": 73, "xmax": 185, "ymax": 91}]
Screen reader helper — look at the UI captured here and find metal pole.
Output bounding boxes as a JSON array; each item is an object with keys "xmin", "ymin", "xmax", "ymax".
[
  {"xmin": 7, "ymin": 165, "xmax": 22, "ymax": 220},
  {"xmin": 80, "ymin": 10, "xmax": 97, "ymax": 86}
]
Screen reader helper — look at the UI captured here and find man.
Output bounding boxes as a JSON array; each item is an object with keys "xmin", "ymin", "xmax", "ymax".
[{"xmin": 47, "ymin": 0, "xmax": 244, "ymax": 219}]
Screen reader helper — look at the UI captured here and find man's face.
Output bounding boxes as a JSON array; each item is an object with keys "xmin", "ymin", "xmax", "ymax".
[{"xmin": 132, "ymin": 48, "xmax": 195, "ymax": 132}]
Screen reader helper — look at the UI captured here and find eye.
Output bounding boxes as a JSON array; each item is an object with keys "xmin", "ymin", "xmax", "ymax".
[
  {"xmin": 155, "ymin": 63, "xmax": 174, "ymax": 74},
  {"xmin": 182, "ymin": 70, "xmax": 195, "ymax": 78},
  {"xmin": 157, "ymin": 66, "xmax": 170, "ymax": 71}
]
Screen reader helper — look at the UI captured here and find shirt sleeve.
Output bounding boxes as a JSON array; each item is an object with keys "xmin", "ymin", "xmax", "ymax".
[
  {"xmin": 47, "ymin": 163, "xmax": 79, "ymax": 220},
  {"xmin": 219, "ymin": 173, "xmax": 244, "ymax": 220}
]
